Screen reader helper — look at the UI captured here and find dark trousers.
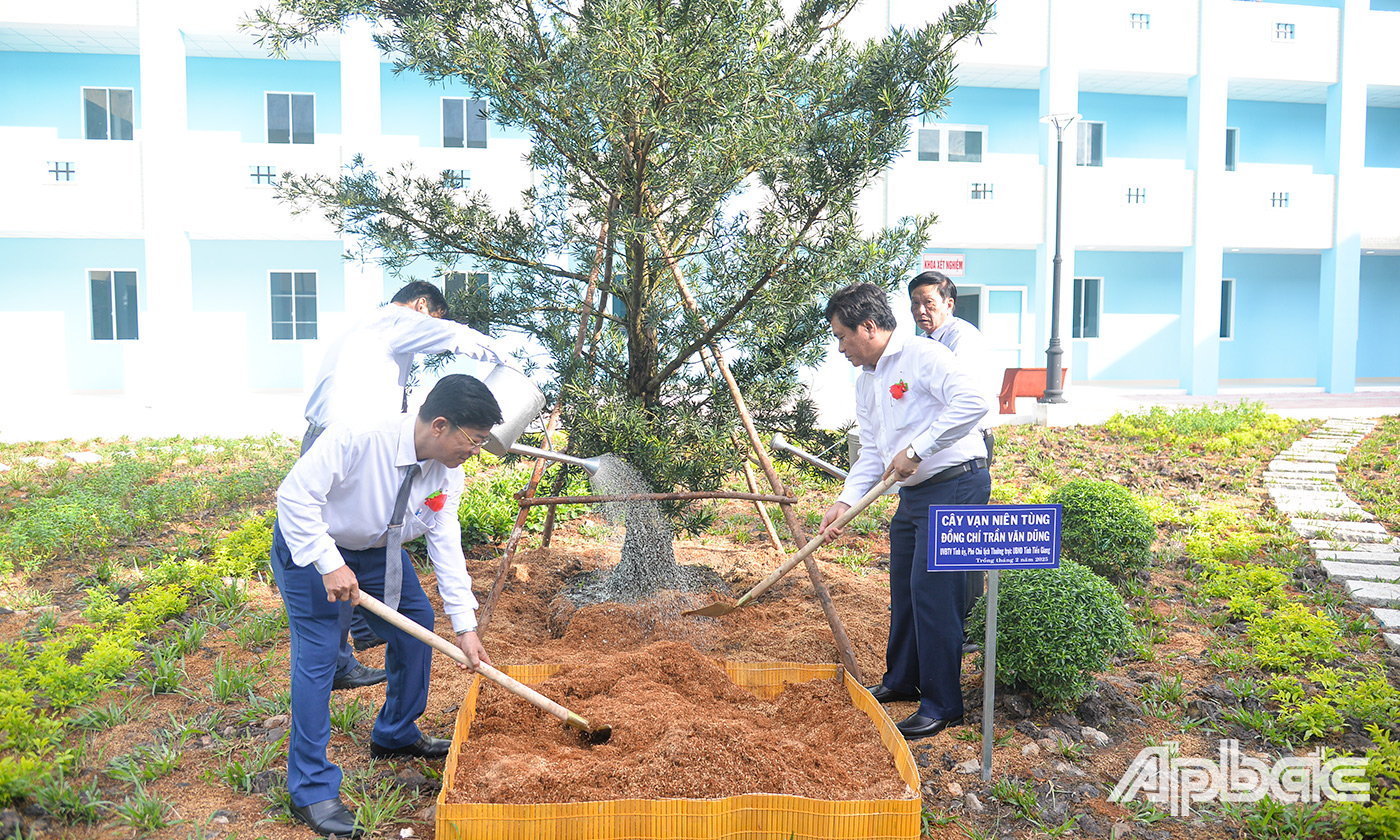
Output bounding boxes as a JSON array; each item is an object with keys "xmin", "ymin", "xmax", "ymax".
[
  {"xmin": 270, "ymin": 520, "xmax": 434, "ymax": 807},
  {"xmin": 883, "ymin": 466, "xmax": 992, "ymax": 720}
]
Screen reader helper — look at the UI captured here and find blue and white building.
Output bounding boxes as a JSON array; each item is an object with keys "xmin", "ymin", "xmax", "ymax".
[{"xmin": 1, "ymin": 0, "xmax": 1397, "ymax": 439}]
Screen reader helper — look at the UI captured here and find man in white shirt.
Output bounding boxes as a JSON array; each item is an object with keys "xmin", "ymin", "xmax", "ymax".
[
  {"xmin": 909, "ymin": 270, "xmax": 997, "ymax": 632},
  {"xmin": 273, "ymin": 374, "xmax": 499, "ymax": 838},
  {"xmin": 818, "ymin": 283, "xmax": 991, "ymax": 741},
  {"xmin": 302, "ymin": 281, "xmax": 509, "ymax": 688}
]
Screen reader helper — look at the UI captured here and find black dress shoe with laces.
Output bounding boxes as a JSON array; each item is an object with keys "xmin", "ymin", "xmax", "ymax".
[
  {"xmin": 865, "ymin": 683, "xmax": 921, "ymax": 703},
  {"xmin": 290, "ymin": 797, "xmax": 363, "ymax": 838},
  {"xmin": 369, "ymin": 735, "xmax": 452, "ymax": 760},
  {"xmin": 895, "ymin": 711, "xmax": 963, "ymax": 740},
  {"xmin": 332, "ymin": 663, "xmax": 387, "ymax": 691},
  {"xmin": 352, "ymin": 635, "xmax": 386, "ymax": 653}
]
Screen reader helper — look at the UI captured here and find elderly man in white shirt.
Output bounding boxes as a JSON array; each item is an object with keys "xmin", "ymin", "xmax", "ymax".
[
  {"xmin": 272, "ymin": 374, "xmax": 498, "ymax": 838},
  {"xmin": 909, "ymin": 270, "xmax": 998, "ymax": 633},
  {"xmin": 818, "ymin": 283, "xmax": 991, "ymax": 741},
  {"xmin": 302, "ymin": 281, "xmax": 509, "ymax": 689}
]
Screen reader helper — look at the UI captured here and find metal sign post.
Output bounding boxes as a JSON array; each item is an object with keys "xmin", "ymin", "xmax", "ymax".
[{"xmin": 928, "ymin": 504, "xmax": 1062, "ymax": 785}]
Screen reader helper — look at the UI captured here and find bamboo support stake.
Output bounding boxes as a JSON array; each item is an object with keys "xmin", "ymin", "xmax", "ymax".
[
  {"xmin": 518, "ymin": 489, "xmax": 797, "ymax": 507},
  {"xmin": 650, "ymin": 216, "xmax": 863, "ymax": 683},
  {"xmin": 741, "ymin": 451, "xmax": 785, "ymax": 554}
]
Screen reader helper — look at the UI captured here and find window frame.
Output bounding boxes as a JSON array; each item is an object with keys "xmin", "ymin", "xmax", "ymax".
[
  {"xmin": 1219, "ymin": 278, "xmax": 1236, "ymax": 341},
  {"xmin": 88, "ymin": 269, "xmax": 140, "ymax": 341},
  {"xmin": 441, "ymin": 97, "xmax": 489, "ymax": 149},
  {"xmin": 249, "ymin": 165, "xmax": 278, "ymax": 187},
  {"xmin": 81, "ymin": 87, "xmax": 134, "ymax": 141},
  {"xmin": 1270, "ymin": 191, "xmax": 1290, "ymax": 209},
  {"xmin": 1077, "ymin": 121, "xmax": 1105, "ymax": 167},
  {"xmin": 269, "ymin": 270, "xmax": 318, "ymax": 341},
  {"xmin": 1128, "ymin": 12, "xmax": 1150, "ymax": 30},
  {"xmin": 48, "ymin": 161, "xmax": 77, "ymax": 183},
  {"xmin": 1071, "ymin": 276, "xmax": 1103, "ymax": 340},
  {"xmin": 916, "ymin": 124, "xmax": 986, "ymax": 164},
  {"xmin": 1225, "ymin": 127, "xmax": 1238, "ymax": 172},
  {"xmin": 442, "ymin": 270, "xmax": 491, "ymax": 332},
  {"xmin": 968, "ymin": 182, "xmax": 994, "ymax": 201},
  {"xmin": 1272, "ymin": 22, "xmax": 1296, "ymax": 42},
  {"xmin": 1125, "ymin": 187, "xmax": 1146, "ymax": 205},
  {"xmin": 265, "ymin": 92, "xmax": 316, "ymax": 145}
]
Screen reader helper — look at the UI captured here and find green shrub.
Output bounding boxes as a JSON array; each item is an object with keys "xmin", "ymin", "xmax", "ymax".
[
  {"xmin": 1048, "ymin": 479, "xmax": 1155, "ymax": 579},
  {"xmin": 1327, "ymin": 724, "xmax": 1400, "ymax": 839},
  {"xmin": 967, "ymin": 559, "xmax": 1132, "ymax": 707},
  {"xmin": 458, "ymin": 464, "xmax": 590, "ymax": 544},
  {"xmin": 212, "ymin": 512, "xmax": 275, "ymax": 578}
]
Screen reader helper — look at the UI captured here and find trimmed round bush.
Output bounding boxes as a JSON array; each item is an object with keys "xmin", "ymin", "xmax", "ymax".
[
  {"xmin": 968, "ymin": 559, "xmax": 1132, "ymax": 707},
  {"xmin": 1049, "ymin": 478, "xmax": 1155, "ymax": 579}
]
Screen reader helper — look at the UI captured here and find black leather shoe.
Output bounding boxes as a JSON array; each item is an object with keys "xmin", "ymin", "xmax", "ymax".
[
  {"xmin": 896, "ymin": 712, "xmax": 963, "ymax": 740},
  {"xmin": 332, "ymin": 663, "xmax": 387, "ymax": 691},
  {"xmin": 370, "ymin": 735, "xmax": 452, "ymax": 759},
  {"xmin": 290, "ymin": 797, "xmax": 363, "ymax": 838},
  {"xmin": 866, "ymin": 683, "xmax": 920, "ymax": 703},
  {"xmin": 352, "ymin": 635, "xmax": 385, "ymax": 653}
]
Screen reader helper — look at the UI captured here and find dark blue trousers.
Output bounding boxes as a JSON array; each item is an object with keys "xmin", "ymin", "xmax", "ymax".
[
  {"xmin": 270, "ymin": 520, "xmax": 435, "ymax": 807},
  {"xmin": 882, "ymin": 466, "xmax": 991, "ymax": 720}
]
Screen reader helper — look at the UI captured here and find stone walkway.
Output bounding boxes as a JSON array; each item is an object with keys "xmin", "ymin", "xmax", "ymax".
[{"xmin": 1262, "ymin": 418, "xmax": 1399, "ymax": 654}]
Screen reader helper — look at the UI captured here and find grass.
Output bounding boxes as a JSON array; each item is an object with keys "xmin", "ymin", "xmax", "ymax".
[{"xmin": 1340, "ymin": 415, "xmax": 1400, "ymax": 531}]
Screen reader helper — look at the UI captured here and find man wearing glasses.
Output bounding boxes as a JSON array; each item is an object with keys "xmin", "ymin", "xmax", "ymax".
[{"xmin": 271, "ymin": 375, "xmax": 502, "ymax": 838}]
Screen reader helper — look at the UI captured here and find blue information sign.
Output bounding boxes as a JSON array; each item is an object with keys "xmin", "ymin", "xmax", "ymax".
[{"xmin": 927, "ymin": 504, "xmax": 1062, "ymax": 572}]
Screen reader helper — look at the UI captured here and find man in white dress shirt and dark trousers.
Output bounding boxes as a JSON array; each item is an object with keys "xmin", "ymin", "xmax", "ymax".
[
  {"xmin": 818, "ymin": 283, "xmax": 991, "ymax": 740},
  {"xmin": 272, "ymin": 374, "xmax": 500, "ymax": 837},
  {"xmin": 302, "ymin": 281, "xmax": 510, "ymax": 691},
  {"xmin": 908, "ymin": 270, "xmax": 997, "ymax": 631}
]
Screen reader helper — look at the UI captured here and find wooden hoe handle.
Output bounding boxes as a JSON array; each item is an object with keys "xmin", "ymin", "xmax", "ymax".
[{"xmin": 355, "ymin": 592, "xmax": 593, "ymax": 732}]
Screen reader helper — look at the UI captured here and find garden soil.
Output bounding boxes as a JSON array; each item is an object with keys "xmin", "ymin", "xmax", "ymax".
[{"xmin": 448, "ymin": 640, "xmax": 910, "ymax": 804}]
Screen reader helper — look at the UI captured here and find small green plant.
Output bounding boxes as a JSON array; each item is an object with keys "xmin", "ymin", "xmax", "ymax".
[
  {"xmin": 989, "ymin": 776, "xmax": 1038, "ymax": 819},
  {"xmin": 135, "ymin": 645, "xmax": 186, "ymax": 695},
  {"xmin": 1047, "ymin": 479, "xmax": 1155, "ymax": 580},
  {"xmin": 330, "ymin": 696, "xmax": 374, "ymax": 739},
  {"xmin": 235, "ymin": 609, "xmax": 287, "ymax": 650},
  {"xmin": 107, "ymin": 741, "xmax": 181, "ymax": 784},
  {"xmin": 31, "ymin": 768, "xmax": 106, "ymax": 825},
  {"xmin": 1237, "ymin": 796, "xmax": 1326, "ymax": 840},
  {"xmin": 1142, "ymin": 674, "xmax": 1186, "ymax": 708},
  {"xmin": 70, "ymin": 695, "xmax": 142, "ymax": 731},
  {"xmin": 967, "ymin": 559, "xmax": 1132, "ymax": 706},
  {"xmin": 169, "ymin": 620, "xmax": 207, "ymax": 656},
  {"xmin": 209, "ymin": 654, "xmax": 263, "ymax": 703},
  {"xmin": 241, "ymin": 689, "xmax": 293, "ymax": 725},
  {"xmin": 1327, "ymin": 723, "xmax": 1400, "ymax": 838},
  {"xmin": 1339, "ymin": 416, "xmax": 1400, "ymax": 532},
  {"xmin": 114, "ymin": 782, "xmax": 180, "ymax": 833},
  {"xmin": 345, "ymin": 775, "xmax": 415, "ymax": 836},
  {"xmin": 210, "ymin": 738, "xmax": 286, "ymax": 793}
]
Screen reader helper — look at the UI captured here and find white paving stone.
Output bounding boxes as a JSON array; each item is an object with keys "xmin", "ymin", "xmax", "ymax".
[
  {"xmin": 19, "ymin": 456, "xmax": 57, "ymax": 468},
  {"xmin": 1311, "ymin": 540, "xmax": 1400, "ymax": 554},
  {"xmin": 1344, "ymin": 580, "xmax": 1400, "ymax": 608},
  {"xmin": 1320, "ymin": 561, "xmax": 1400, "ymax": 583},
  {"xmin": 1386, "ymin": 634, "xmax": 1400, "ymax": 655},
  {"xmin": 1315, "ymin": 550, "xmax": 1400, "ymax": 565},
  {"xmin": 1292, "ymin": 519, "xmax": 1395, "ymax": 542},
  {"xmin": 1279, "ymin": 450, "xmax": 1349, "ymax": 463},
  {"xmin": 0, "ymin": 464, "xmax": 9, "ymax": 473},
  {"xmin": 1267, "ymin": 459, "xmax": 1338, "ymax": 475},
  {"xmin": 1372, "ymin": 608, "xmax": 1400, "ymax": 630},
  {"xmin": 63, "ymin": 451, "xmax": 102, "ymax": 464}
]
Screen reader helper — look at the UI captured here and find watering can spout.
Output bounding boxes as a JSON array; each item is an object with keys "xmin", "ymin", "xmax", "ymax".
[
  {"xmin": 507, "ymin": 443, "xmax": 602, "ymax": 476},
  {"xmin": 770, "ymin": 433, "xmax": 847, "ymax": 479}
]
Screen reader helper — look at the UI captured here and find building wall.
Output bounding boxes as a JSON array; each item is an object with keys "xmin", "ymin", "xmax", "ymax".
[
  {"xmin": 1071, "ymin": 251, "xmax": 1182, "ymax": 383},
  {"xmin": 1221, "ymin": 253, "xmax": 1321, "ymax": 382},
  {"xmin": 1358, "ymin": 255, "xmax": 1400, "ymax": 379},
  {"xmin": 187, "ymin": 57, "xmax": 342, "ymax": 143},
  {"xmin": 1226, "ymin": 100, "xmax": 1328, "ymax": 168},
  {"xmin": 0, "ymin": 52, "xmax": 141, "ymax": 137}
]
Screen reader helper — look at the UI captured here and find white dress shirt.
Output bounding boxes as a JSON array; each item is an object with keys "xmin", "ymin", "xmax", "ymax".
[
  {"xmin": 277, "ymin": 414, "xmax": 480, "ymax": 633},
  {"xmin": 304, "ymin": 304, "xmax": 509, "ymax": 428},
  {"xmin": 928, "ymin": 316, "xmax": 1000, "ymax": 427},
  {"xmin": 837, "ymin": 329, "xmax": 991, "ymax": 508}
]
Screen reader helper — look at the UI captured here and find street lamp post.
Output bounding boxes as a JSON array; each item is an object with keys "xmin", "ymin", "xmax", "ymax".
[{"xmin": 1039, "ymin": 113, "xmax": 1078, "ymax": 404}]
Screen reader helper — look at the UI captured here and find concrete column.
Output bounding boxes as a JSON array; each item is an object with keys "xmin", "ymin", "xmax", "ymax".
[
  {"xmin": 1318, "ymin": 0, "xmax": 1365, "ymax": 393},
  {"xmin": 1180, "ymin": 0, "xmax": 1227, "ymax": 396},
  {"xmin": 1036, "ymin": 0, "xmax": 1078, "ymax": 385},
  {"xmin": 339, "ymin": 18, "xmax": 385, "ymax": 314},
  {"xmin": 130, "ymin": 0, "xmax": 198, "ymax": 418}
]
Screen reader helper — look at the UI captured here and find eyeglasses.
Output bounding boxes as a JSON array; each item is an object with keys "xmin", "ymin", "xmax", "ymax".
[{"xmin": 456, "ymin": 427, "xmax": 492, "ymax": 448}]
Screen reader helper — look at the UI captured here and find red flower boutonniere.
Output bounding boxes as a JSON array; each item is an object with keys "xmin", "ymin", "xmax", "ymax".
[
  {"xmin": 422, "ymin": 490, "xmax": 446, "ymax": 512},
  {"xmin": 890, "ymin": 380, "xmax": 909, "ymax": 400}
]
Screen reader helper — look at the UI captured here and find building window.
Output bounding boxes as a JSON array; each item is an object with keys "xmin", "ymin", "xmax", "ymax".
[
  {"xmin": 916, "ymin": 126, "xmax": 984, "ymax": 163},
  {"xmin": 1126, "ymin": 187, "xmax": 1146, "ymax": 204},
  {"xmin": 1077, "ymin": 121, "xmax": 1104, "ymax": 167},
  {"xmin": 443, "ymin": 98, "xmax": 488, "ymax": 149},
  {"xmin": 1219, "ymin": 278, "xmax": 1235, "ymax": 340},
  {"xmin": 266, "ymin": 93, "xmax": 315, "ymax": 144},
  {"xmin": 1225, "ymin": 128, "xmax": 1238, "ymax": 172},
  {"xmin": 250, "ymin": 165, "xmax": 277, "ymax": 186},
  {"xmin": 1129, "ymin": 13, "xmax": 1150, "ymax": 30},
  {"xmin": 969, "ymin": 182, "xmax": 993, "ymax": 200},
  {"xmin": 270, "ymin": 271, "xmax": 317, "ymax": 340},
  {"xmin": 90, "ymin": 270, "xmax": 139, "ymax": 340},
  {"xmin": 1273, "ymin": 22, "xmax": 1295, "ymax": 41},
  {"xmin": 83, "ymin": 88, "xmax": 133, "ymax": 141},
  {"xmin": 918, "ymin": 129, "xmax": 939, "ymax": 161},
  {"xmin": 48, "ymin": 161, "xmax": 76, "ymax": 182},
  {"xmin": 443, "ymin": 169, "xmax": 471, "ymax": 189},
  {"xmin": 1271, "ymin": 191, "xmax": 1290, "ymax": 208},
  {"xmin": 443, "ymin": 271, "xmax": 492, "ymax": 332},
  {"xmin": 1072, "ymin": 277, "xmax": 1101, "ymax": 339}
]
